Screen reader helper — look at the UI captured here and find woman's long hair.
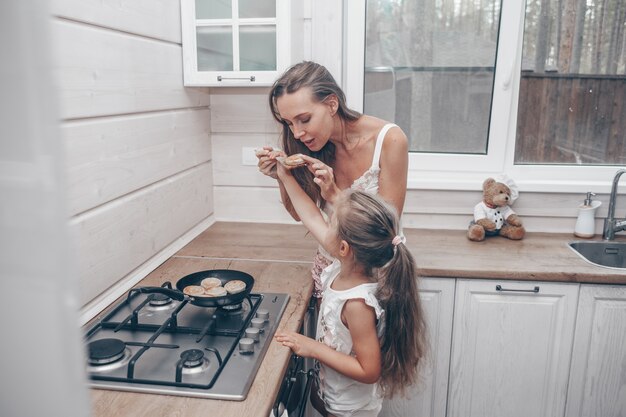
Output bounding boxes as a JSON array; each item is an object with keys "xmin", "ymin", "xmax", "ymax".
[
  {"xmin": 335, "ymin": 191, "xmax": 427, "ymax": 398},
  {"xmin": 269, "ymin": 61, "xmax": 361, "ymax": 209}
]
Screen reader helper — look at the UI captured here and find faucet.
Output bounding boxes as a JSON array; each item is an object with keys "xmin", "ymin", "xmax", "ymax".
[{"xmin": 603, "ymin": 168, "xmax": 626, "ymax": 240}]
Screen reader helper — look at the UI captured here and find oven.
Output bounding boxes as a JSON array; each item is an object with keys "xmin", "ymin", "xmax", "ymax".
[
  {"xmin": 272, "ymin": 296, "xmax": 317, "ymax": 417},
  {"xmin": 84, "ymin": 279, "xmax": 290, "ymax": 401}
]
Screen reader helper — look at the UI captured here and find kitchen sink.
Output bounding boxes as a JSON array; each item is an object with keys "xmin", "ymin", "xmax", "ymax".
[{"xmin": 568, "ymin": 240, "xmax": 626, "ymax": 270}]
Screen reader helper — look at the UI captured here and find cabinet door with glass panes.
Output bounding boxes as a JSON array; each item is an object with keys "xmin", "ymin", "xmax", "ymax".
[{"xmin": 180, "ymin": 0, "xmax": 302, "ymax": 87}]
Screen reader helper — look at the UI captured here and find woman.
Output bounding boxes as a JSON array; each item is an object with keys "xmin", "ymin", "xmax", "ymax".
[{"xmin": 257, "ymin": 61, "xmax": 408, "ymax": 299}]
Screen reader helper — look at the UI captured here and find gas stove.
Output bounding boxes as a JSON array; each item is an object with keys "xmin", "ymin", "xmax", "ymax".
[{"xmin": 84, "ymin": 282, "xmax": 289, "ymax": 400}]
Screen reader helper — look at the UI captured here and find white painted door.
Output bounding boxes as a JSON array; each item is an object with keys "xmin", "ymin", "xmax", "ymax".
[
  {"xmin": 380, "ymin": 278, "xmax": 455, "ymax": 417},
  {"xmin": 447, "ymin": 279, "xmax": 579, "ymax": 417},
  {"xmin": 565, "ymin": 284, "xmax": 626, "ymax": 417}
]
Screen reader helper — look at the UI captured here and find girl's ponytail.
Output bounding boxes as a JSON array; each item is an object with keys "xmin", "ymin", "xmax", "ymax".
[{"xmin": 377, "ymin": 241, "xmax": 427, "ymax": 398}]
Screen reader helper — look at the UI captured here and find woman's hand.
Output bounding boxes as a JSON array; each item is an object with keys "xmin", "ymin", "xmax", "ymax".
[
  {"xmin": 256, "ymin": 146, "xmax": 285, "ymax": 179},
  {"xmin": 300, "ymin": 155, "xmax": 341, "ymax": 204},
  {"xmin": 274, "ymin": 330, "xmax": 318, "ymax": 358}
]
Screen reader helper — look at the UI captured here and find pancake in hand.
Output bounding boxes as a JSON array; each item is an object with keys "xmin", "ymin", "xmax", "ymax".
[
  {"xmin": 255, "ymin": 148, "xmax": 269, "ymax": 157},
  {"xmin": 277, "ymin": 154, "xmax": 307, "ymax": 169}
]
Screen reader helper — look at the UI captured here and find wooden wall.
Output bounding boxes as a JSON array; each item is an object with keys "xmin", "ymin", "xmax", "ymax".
[{"xmin": 50, "ymin": 0, "xmax": 213, "ymax": 312}]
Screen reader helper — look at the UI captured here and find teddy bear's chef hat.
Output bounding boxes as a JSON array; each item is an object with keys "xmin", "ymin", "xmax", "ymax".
[{"xmin": 494, "ymin": 174, "xmax": 519, "ymax": 202}]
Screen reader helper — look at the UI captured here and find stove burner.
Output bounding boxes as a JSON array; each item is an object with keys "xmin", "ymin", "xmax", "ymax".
[
  {"xmin": 220, "ymin": 302, "xmax": 243, "ymax": 311},
  {"xmin": 216, "ymin": 299, "xmax": 251, "ymax": 318},
  {"xmin": 176, "ymin": 349, "xmax": 211, "ymax": 377},
  {"xmin": 149, "ymin": 293, "xmax": 173, "ymax": 307},
  {"xmin": 180, "ymin": 349, "xmax": 205, "ymax": 368},
  {"xmin": 88, "ymin": 338, "xmax": 126, "ymax": 365}
]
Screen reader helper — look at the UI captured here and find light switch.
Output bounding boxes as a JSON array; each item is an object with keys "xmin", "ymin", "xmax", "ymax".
[{"xmin": 241, "ymin": 147, "xmax": 258, "ymax": 166}]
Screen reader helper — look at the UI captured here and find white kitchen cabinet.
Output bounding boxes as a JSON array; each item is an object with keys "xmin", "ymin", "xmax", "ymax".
[
  {"xmin": 565, "ymin": 284, "xmax": 626, "ymax": 417},
  {"xmin": 447, "ymin": 279, "xmax": 579, "ymax": 417},
  {"xmin": 380, "ymin": 278, "xmax": 455, "ymax": 417},
  {"xmin": 180, "ymin": 0, "xmax": 303, "ymax": 86}
]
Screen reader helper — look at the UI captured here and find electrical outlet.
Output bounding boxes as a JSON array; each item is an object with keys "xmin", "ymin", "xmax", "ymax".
[{"xmin": 241, "ymin": 147, "xmax": 258, "ymax": 166}]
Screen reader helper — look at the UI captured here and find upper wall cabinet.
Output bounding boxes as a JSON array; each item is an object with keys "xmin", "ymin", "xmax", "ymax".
[{"xmin": 180, "ymin": 0, "xmax": 303, "ymax": 87}]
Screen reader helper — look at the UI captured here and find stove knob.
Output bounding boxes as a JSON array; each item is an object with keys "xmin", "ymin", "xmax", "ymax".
[
  {"xmin": 256, "ymin": 309, "xmax": 270, "ymax": 321},
  {"xmin": 245, "ymin": 327, "xmax": 260, "ymax": 342},
  {"xmin": 251, "ymin": 317, "xmax": 265, "ymax": 330},
  {"xmin": 239, "ymin": 338, "xmax": 255, "ymax": 354}
]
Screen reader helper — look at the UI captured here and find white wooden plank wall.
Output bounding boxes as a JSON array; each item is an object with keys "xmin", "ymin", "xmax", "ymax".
[
  {"xmin": 50, "ymin": 0, "xmax": 182, "ymax": 44},
  {"xmin": 64, "ymin": 109, "xmax": 211, "ymax": 215},
  {"xmin": 52, "ymin": 20, "xmax": 208, "ymax": 119},
  {"xmin": 50, "ymin": 0, "xmax": 213, "ymax": 308},
  {"xmin": 70, "ymin": 164, "xmax": 213, "ymax": 304},
  {"xmin": 210, "ymin": 88, "xmax": 297, "ymax": 223}
]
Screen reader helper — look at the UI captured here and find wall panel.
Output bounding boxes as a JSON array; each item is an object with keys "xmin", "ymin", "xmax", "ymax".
[
  {"xmin": 210, "ymin": 88, "xmax": 279, "ymax": 133},
  {"xmin": 212, "ymin": 132, "xmax": 281, "ymax": 187},
  {"xmin": 50, "ymin": 0, "xmax": 182, "ymax": 43},
  {"xmin": 214, "ymin": 186, "xmax": 297, "ymax": 224},
  {"xmin": 214, "ymin": 181, "xmax": 603, "ymax": 234},
  {"xmin": 64, "ymin": 109, "xmax": 211, "ymax": 215},
  {"xmin": 52, "ymin": 19, "xmax": 210, "ymax": 119},
  {"xmin": 71, "ymin": 163, "xmax": 214, "ymax": 305}
]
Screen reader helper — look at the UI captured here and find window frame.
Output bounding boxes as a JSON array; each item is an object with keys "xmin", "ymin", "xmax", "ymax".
[{"xmin": 343, "ymin": 0, "xmax": 622, "ymax": 193}]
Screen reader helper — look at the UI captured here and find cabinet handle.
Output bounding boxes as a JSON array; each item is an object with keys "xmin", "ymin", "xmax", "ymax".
[
  {"xmin": 217, "ymin": 75, "xmax": 256, "ymax": 82},
  {"xmin": 495, "ymin": 284, "xmax": 540, "ymax": 293}
]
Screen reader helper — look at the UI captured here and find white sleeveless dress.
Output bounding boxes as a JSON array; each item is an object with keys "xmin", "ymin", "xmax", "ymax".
[{"xmin": 315, "ymin": 260, "xmax": 385, "ymax": 417}]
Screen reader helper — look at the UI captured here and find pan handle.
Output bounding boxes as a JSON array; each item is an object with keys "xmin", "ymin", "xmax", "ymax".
[{"xmin": 130, "ymin": 286, "xmax": 185, "ymax": 301}]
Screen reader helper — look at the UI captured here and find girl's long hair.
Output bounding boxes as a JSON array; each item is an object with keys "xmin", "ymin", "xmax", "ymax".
[
  {"xmin": 269, "ymin": 61, "xmax": 361, "ymax": 209},
  {"xmin": 335, "ymin": 191, "xmax": 427, "ymax": 398}
]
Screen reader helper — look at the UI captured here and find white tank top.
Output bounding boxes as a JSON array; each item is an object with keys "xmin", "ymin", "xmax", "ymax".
[
  {"xmin": 317, "ymin": 123, "xmax": 398, "ymax": 260},
  {"xmin": 350, "ymin": 122, "xmax": 396, "ymax": 194}
]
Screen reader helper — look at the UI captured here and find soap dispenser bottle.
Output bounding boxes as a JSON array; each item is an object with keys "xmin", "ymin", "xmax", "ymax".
[{"xmin": 574, "ymin": 192, "xmax": 602, "ymax": 238}]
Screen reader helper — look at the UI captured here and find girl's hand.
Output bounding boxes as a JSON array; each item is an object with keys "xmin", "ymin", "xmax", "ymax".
[
  {"xmin": 275, "ymin": 155, "xmax": 294, "ymax": 181},
  {"xmin": 274, "ymin": 330, "xmax": 317, "ymax": 358},
  {"xmin": 256, "ymin": 146, "xmax": 284, "ymax": 179},
  {"xmin": 300, "ymin": 155, "xmax": 341, "ymax": 204}
]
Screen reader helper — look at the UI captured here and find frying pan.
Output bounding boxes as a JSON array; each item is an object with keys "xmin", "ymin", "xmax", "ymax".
[{"xmin": 133, "ymin": 269, "xmax": 254, "ymax": 307}]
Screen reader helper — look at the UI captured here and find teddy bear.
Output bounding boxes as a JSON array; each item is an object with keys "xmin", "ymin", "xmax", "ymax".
[{"xmin": 468, "ymin": 175, "xmax": 525, "ymax": 241}]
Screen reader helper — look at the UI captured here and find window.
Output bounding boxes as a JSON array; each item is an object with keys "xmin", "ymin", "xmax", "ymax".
[
  {"xmin": 345, "ymin": 0, "xmax": 626, "ymax": 191},
  {"xmin": 364, "ymin": 0, "xmax": 501, "ymax": 155},
  {"xmin": 515, "ymin": 0, "xmax": 626, "ymax": 166}
]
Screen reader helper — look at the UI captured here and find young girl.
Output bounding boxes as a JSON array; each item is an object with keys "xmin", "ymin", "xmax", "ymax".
[{"xmin": 274, "ymin": 163, "xmax": 427, "ymax": 417}]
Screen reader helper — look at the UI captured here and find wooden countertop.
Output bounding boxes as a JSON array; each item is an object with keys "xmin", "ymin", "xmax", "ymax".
[
  {"xmin": 180, "ymin": 222, "xmax": 626, "ymax": 284},
  {"xmin": 90, "ymin": 221, "xmax": 624, "ymax": 417}
]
